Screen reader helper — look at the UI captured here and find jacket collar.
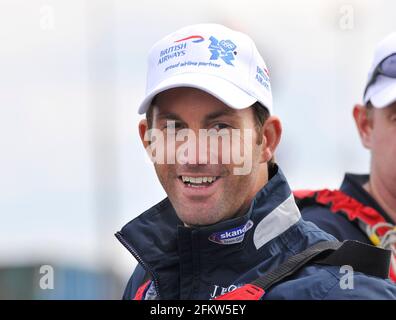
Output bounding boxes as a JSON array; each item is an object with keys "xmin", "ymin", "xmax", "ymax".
[
  {"xmin": 341, "ymin": 173, "xmax": 393, "ymax": 223},
  {"xmin": 116, "ymin": 165, "xmax": 301, "ymax": 299}
]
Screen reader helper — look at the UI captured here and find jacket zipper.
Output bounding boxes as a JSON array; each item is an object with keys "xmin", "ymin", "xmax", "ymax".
[{"xmin": 115, "ymin": 232, "xmax": 161, "ymax": 299}]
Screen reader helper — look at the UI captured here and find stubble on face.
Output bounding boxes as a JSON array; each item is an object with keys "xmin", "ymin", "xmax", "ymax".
[{"xmin": 149, "ymin": 88, "xmax": 266, "ymax": 226}]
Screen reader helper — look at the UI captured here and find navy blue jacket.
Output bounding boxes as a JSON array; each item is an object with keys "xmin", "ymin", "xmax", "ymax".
[
  {"xmin": 116, "ymin": 167, "xmax": 396, "ymax": 300},
  {"xmin": 302, "ymin": 173, "xmax": 394, "ymax": 243}
]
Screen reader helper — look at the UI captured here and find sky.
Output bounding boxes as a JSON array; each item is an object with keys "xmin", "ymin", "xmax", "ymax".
[{"xmin": 0, "ymin": 0, "xmax": 395, "ymax": 281}]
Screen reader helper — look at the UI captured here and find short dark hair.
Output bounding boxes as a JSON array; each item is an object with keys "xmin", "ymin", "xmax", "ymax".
[
  {"xmin": 251, "ymin": 102, "xmax": 275, "ymax": 169},
  {"xmin": 251, "ymin": 102, "xmax": 270, "ymax": 144},
  {"xmin": 146, "ymin": 97, "xmax": 156, "ymax": 128},
  {"xmin": 365, "ymin": 101, "xmax": 374, "ymax": 119}
]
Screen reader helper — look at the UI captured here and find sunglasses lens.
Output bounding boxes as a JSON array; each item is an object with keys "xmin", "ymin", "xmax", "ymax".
[{"xmin": 380, "ymin": 54, "xmax": 396, "ymax": 77}]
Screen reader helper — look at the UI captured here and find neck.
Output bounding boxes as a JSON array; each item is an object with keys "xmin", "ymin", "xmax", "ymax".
[{"xmin": 363, "ymin": 172, "xmax": 396, "ymax": 224}]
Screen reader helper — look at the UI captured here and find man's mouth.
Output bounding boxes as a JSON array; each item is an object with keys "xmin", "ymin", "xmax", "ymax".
[{"xmin": 178, "ymin": 175, "xmax": 220, "ymax": 188}]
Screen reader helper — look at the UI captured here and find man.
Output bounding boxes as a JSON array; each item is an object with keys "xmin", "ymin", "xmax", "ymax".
[
  {"xmin": 298, "ymin": 33, "xmax": 396, "ymax": 282},
  {"xmin": 116, "ymin": 24, "xmax": 396, "ymax": 300}
]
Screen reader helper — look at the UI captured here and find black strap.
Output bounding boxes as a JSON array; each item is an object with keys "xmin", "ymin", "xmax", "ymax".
[
  {"xmin": 314, "ymin": 240, "xmax": 391, "ymax": 279},
  {"xmin": 251, "ymin": 241, "xmax": 341, "ymax": 290},
  {"xmin": 251, "ymin": 240, "xmax": 391, "ymax": 291}
]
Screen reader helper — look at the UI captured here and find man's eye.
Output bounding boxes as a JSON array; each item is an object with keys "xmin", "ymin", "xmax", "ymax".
[{"xmin": 213, "ymin": 123, "xmax": 231, "ymax": 130}]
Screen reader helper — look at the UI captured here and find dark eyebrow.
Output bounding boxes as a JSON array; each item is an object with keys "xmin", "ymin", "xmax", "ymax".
[
  {"xmin": 155, "ymin": 108, "xmax": 239, "ymax": 124},
  {"xmin": 156, "ymin": 112, "xmax": 183, "ymax": 121},
  {"xmin": 204, "ymin": 109, "xmax": 239, "ymax": 121}
]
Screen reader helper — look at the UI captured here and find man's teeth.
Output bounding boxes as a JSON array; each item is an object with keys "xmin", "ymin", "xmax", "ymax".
[{"xmin": 181, "ymin": 176, "xmax": 217, "ymax": 184}]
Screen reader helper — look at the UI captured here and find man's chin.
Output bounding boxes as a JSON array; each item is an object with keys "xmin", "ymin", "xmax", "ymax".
[
  {"xmin": 175, "ymin": 206, "xmax": 223, "ymax": 227},
  {"xmin": 182, "ymin": 218, "xmax": 221, "ymax": 228}
]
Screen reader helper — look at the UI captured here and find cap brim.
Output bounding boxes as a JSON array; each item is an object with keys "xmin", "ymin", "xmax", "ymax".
[
  {"xmin": 138, "ymin": 73, "xmax": 259, "ymax": 114},
  {"xmin": 365, "ymin": 76, "xmax": 396, "ymax": 108}
]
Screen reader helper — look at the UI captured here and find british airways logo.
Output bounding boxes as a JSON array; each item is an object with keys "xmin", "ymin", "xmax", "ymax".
[
  {"xmin": 209, "ymin": 220, "xmax": 254, "ymax": 245},
  {"xmin": 256, "ymin": 66, "xmax": 270, "ymax": 89},
  {"xmin": 158, "ymin": 35, "xmax": 204, "ymax": 65},
  {"xmin": 174, "ymin": 35, "xmax": 204, "ymax": 43}
]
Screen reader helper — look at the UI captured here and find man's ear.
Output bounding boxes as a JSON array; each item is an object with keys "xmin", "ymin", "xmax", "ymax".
[
  {"xmin": 138, "ymin": 119, "xmax": 150, "ymax": 150},
  {"xmin": 353, "ymin": 104, "xmax": 373, "ymax": 149},
  {"xmin": 260, "ymin": 116, "xmax": 282, "ymax": 163}
]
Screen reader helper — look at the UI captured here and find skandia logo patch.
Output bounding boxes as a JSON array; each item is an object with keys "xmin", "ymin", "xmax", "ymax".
[{"xmin": 209, "ymin": 220, "xmax": 254, "ymax": 245}]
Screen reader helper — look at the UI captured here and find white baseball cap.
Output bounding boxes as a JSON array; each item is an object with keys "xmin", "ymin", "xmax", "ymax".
[
  {"xmin": 363, "ymin": 32, "xmax": 396, "ymax": 108},
  {"xmin": 137, "ymin": 24, "xmax": 273, "ymax": 114}
]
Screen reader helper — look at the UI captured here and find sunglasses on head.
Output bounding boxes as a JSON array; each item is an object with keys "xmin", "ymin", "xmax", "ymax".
[{"xmin": 364, "ymin": 52, "xmax": 396, "ymax": 98}]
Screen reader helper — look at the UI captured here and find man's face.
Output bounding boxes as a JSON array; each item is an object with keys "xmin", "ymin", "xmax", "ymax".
[
  {"xmin": 140, "ymin": 87, "xmax": 271, "ymax": 226},
  {"xmin": 367, "ymin": 102, "xmax": 396, "ymax": 191}
]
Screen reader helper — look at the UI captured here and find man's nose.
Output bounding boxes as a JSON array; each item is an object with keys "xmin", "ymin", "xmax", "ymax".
[{"xmin": 175, "ymin": 128, "xmax": 215, "ymax": 165}]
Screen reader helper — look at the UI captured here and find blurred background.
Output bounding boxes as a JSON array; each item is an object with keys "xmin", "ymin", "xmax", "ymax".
[{"xmin": 0, "ymin": 0, "xmax": 395, "ymax": 299}]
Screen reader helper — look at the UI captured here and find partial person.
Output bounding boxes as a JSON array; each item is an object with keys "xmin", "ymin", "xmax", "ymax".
[{"xmin": 116, "ymin": 24, "xmax": 396, "ymax": 299}]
